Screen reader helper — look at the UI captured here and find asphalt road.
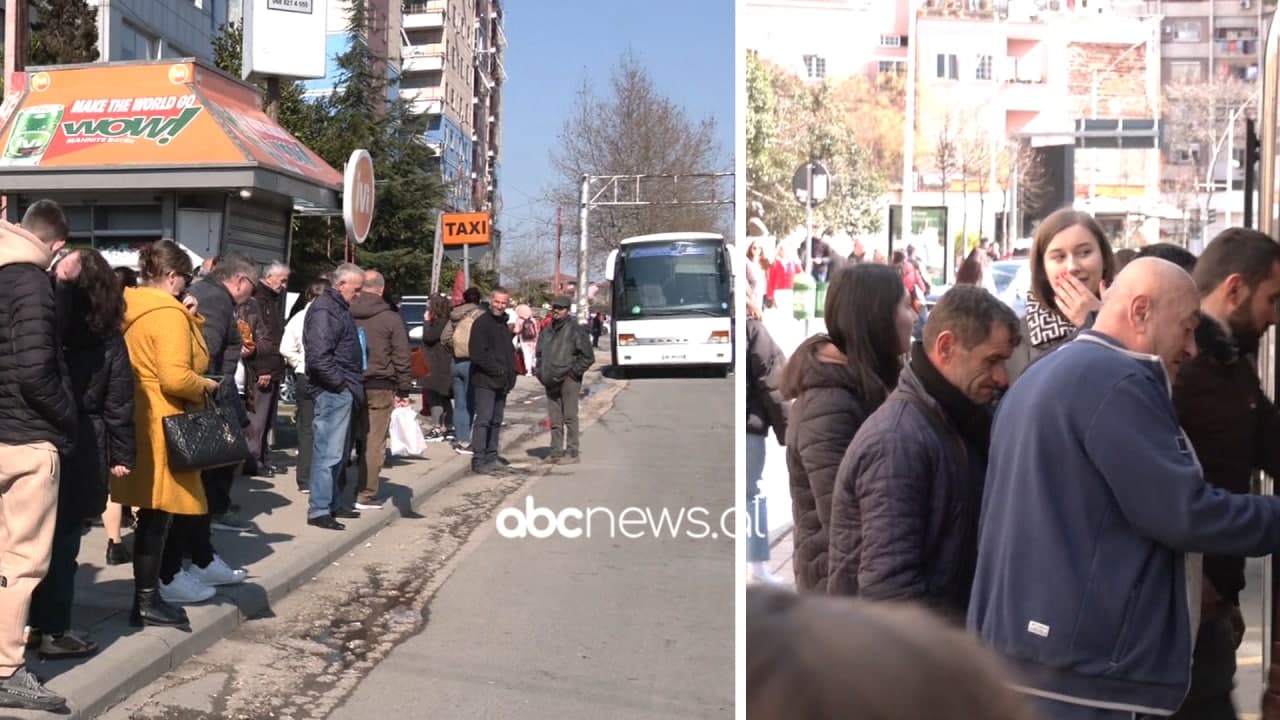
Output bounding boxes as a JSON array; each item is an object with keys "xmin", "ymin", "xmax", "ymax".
[{"xmin": 326, "ymin": 371, "xmax": 735, "ymax": 719}]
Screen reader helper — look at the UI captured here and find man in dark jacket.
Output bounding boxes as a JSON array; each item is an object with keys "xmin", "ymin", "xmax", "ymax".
[
  {"xmin": 187, "ymin": 254, "xmax": 258, "ymax": 545},
  {"xmin": 536, "ymin": 295, "xmax": 594, "ymax": 464},
  {"xmin": 468, "ymin": 287, "xmax": 518, "ymax": 475},
  {"xmin": 746, "ymin": 317, "xmax": 788, "ymax": 583},
  {"xmin": 828, "ymin": 286, "xmax": 1018, "ymax": 616},
  {"xmin": 303, "ymin": 263, "xmax": 366, "ymax": 530},
  {"xmin": 969, "ymin": 258, "xmax": 1280, "ymax": 720},
  {"xmin": 350, "ymin": 270, "xmax": 413, "ymax": 508},
  {"xmin": 1171, "ymin": 228, "xmax": 1280, "ymax": 720},
  {"xmin": 241, "ymin": 261, "xmax": 290, "ymax": 477},
  {"xmin": 0, "ymin": 200, "xmax": 75, "ymax": 711}
]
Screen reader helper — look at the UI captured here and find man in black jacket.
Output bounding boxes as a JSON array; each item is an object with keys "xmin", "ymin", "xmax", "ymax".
[
  {"xmin": 303, "ymin": 263, "xmax": 366, "ymax": 530},
  {"xmin": 242, "ymin": 261, "xmax": 290, "ymax": 477},
  {"xmin": 1171, "ymin": 228, "xmax": 1280, "ymax": 720},
  {"xmin": 536, "ymin": 296, "xmax": 594, "ymax": 464},
  {"xmin": 829, "ymin": 286, "xmax": 1018, "ymax": 618},
  {"xmin": 0, "ymin": 200, "xmax": 76, "ymax": 710},
  {"xmin": 469, "ymin": 287, "xmax": 518, "ymax": 475},
  {"xmin": 188, "ymin": 255, "xmax": 258, "ymax": 549}
]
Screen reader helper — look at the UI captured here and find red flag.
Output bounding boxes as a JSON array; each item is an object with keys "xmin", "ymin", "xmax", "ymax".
[{"xmin": 451, "ymin": 269, "xmax": 465, "ymax": 306}]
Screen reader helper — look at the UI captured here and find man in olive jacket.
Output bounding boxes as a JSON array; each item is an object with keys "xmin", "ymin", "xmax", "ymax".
[
  {"xmin": 535, "ymin": 295, "xmax": 594, "ymax": 463},
  {"xmin": 350, "ymin": 270, "xmax": 413, "ymax": 508}
]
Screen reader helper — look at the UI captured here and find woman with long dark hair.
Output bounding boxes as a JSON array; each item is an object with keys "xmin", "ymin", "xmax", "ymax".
[
  {"xmin": 421, "ymin": 293, "xmax": 455, "ymax": 440},
  {"xmin": 28, "ymin": 249, "xmax": 136, "ymax": 658},
  {"xmin": 1006, "ymin": 208, "xmax": 1116, "ymax": 383},
  {"xmin": 780, "ymin": 263, "xmax": 915, "ymax": 591}
]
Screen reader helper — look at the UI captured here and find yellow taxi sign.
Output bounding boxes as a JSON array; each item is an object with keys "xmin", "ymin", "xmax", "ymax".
[{"xmin": 441, "ymin": 212, "xmax": 491, "ymax": 247}]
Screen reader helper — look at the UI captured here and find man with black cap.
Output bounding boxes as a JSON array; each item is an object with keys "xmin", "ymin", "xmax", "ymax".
[{"xmin": 536, "ymin": 296, "xmax": 595, "ymax": 464}]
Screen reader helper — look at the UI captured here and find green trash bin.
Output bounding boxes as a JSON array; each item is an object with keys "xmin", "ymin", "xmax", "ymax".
[
  {"xmin": 792, "ymin": 273, "xmax": 815, "ymax": 320},
  {"xmin": 815, "ymin": 281, "xmax": 829, "ymax": 319}
]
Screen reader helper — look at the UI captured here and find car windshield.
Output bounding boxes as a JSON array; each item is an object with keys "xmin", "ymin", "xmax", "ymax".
[
  {"xmin": 400, "ymin": 303, "xmax": 426, "ymax": 328},
  {"xmin": 615, "ymin": 241, "xmax": 731, "ymax": 319},
  {"xmin": 991, "ymin": 261, "xmax": 1024, "ymax": 296}
]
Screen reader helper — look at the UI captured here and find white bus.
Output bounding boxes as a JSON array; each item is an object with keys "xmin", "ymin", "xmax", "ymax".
[{"xmin": 604, "ymin": 232, "xmax": 734, "ymax": 375}]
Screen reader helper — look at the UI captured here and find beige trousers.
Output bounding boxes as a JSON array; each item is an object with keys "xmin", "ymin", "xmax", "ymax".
[{"xmin": 0, "ymin": 442, "xmax": 59, "ymax": 673}]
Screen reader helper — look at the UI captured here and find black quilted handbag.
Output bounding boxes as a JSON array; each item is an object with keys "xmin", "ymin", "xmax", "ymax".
[{"xmin": 162, "ymin": 393, "xmax": 250, "ymax": 472}]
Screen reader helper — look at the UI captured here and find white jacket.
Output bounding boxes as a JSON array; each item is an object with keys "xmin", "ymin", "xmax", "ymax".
[{"xmin": 281, "ymin": 303, "xmax": 310, "ymax": 375}]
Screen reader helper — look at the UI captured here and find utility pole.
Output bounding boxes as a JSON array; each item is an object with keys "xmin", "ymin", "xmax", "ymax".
[
  {"xmin": 265, "ymin": 77, "xmax": 281, "ymax": 121},
  {"xmin": 577, "ymin": 176, "xmax": 590, "ymax": 323},
  {"xmin": 554, "ymin": 206, "xmax": 562, "ymax": 296}
]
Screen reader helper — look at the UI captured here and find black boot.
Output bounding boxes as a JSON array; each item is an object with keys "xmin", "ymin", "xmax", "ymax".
[
  {"xmin": 130, "ymin": 509, "xmax": 189, "ymax": 630},
  {"xmin": 129, "ymin": 588, "xmax": 189, "ymax": 630}
]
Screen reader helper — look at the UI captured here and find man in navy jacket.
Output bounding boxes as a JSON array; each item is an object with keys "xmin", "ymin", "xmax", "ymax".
[{"xmin": 969, "ymin": 257, "xmax": 1280, "ymax": 720}]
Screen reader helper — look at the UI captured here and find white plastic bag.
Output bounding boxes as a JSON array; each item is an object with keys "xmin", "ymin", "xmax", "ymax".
[{"xmin": 388, "ymin": 406, "xmax": 428, "ymax": 458}]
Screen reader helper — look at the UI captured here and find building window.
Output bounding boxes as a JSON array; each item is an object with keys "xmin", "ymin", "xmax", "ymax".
[
  {"xmin": 1169, "ymin": 61, "xmax": 1202, "ymax": 84},
  {"xmin": 1166, "ymin": 21, "xmax": 1201, "ymax": 43},
  {"xmin": 1171, "ymin": 143, "xmax": 1201, "ymax": 166},
  {"xmin": 878, "ymin": 60, "xmax": 906, "ymax": 78},
  {"xmin": 879, "ymin": 34, "xmax": 907, "ymax": 47},
  {"xmin": 803, "ymin": 54, "xmax": 827, "ymax": 79},
  {"xmin": 975, "ymin": 54, "xmax": 993, "ymax": 80},
  {"xmin": 936, "ymin": 53, "xmax": 958, "ymax": 80}
]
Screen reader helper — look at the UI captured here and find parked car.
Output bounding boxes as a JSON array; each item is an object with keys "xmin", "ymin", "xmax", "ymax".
[{"xmin": 920, "ymin": 258, "xmax": 1030, "ymax": 320}]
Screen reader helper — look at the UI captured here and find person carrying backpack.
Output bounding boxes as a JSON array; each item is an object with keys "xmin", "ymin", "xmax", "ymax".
[
  {"xmin": 516, "ymin": 306, "xmax": 538, "ymax": 377},
  {"xmin": 442, "ymin": 287, "xmax": 484, "ymax": 455}
]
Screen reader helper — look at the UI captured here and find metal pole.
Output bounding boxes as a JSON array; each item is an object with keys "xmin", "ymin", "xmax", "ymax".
[
  {"xmin": 429, "ymin": 211, "xmax": 444, "ymax": 294},
  {"xmin": 805, "ymin": 162, "xmax": 814, "ymax": 276},
  {"xmin": 463, "ymin": 242, "xmax": 471, "ymax": 288},
  {"xmin": 577, "ymin": 175, "xmax": 590, "ymax": 324},
  {"xmin": 900, "ymin": 0, "xmax": 919, "ymax": 266},
  {"xmin": 1246, "ymin": 119, "xmax": 1257, "ymax": 229},
  {"xmin": 1227, "ymin": 116, "xmax": 1235, "ymax": 230},
  {"xmin": 3, "ymin": 0, "xmax": 27, "ymax": 219},
  {"xmin": 1258, "ymin": 10, "xmax": 1280, "ymax": 715}
]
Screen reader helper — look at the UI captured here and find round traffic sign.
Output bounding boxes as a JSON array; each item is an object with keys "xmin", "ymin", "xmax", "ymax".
[
  {"xmin": 344, "ymin": 149, "xmax": 375, "ymax": 244},
  {"xmin": 792, "ymin": 161, "xmax": 831, "ymax": 207}
]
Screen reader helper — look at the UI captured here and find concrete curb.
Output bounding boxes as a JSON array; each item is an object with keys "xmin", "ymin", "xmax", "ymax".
[{"xmin": 40, "ymin": 369, "xmax": 625, "ymax": 720}]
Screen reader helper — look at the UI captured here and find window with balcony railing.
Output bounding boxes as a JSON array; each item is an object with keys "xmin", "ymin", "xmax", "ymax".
[
  {"xmin": 975, "ymin": 54, "xmax": 993, "ymax": 80},
  {"xmin": 803, "ymin": 54, "xmax": 827, "ymax": 79}
]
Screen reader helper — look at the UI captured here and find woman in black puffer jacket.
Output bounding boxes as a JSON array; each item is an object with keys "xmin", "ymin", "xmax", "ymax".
[
  {"xmin": 29, "ymin": 248, "xmax": 135, "ymax": 658},
  {"xmin": 781, "ymin": 263, "xmax": 914, "ymax": 592}
]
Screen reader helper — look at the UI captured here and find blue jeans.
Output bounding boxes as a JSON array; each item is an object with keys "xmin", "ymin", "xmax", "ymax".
[
  {"xmin": 451, "ymin": 359, "xmax": 474, "ymax": 443},
  {"xmin": 308, "ymin": 389, "xmax": 355, "ymax": 519},
  {"xmin": 745, "ymin": 432, "xmax": 770, "ymax": 563}
]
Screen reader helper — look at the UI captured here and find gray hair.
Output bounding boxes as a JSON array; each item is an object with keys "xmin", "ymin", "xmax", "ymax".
[
  {"xmin": 333, "ymin": 263, "xmax": 364, "ymax": 285},
  {"xmin": 264, "ymin": 261, "xmax": 290, "ymax": 278},
  {"xmin": 207, "ymin": 253, "xmax": 259, "ymax": 284}
]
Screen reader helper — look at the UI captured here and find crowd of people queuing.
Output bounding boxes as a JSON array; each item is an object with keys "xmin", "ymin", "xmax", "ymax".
[
  {"xmin": 0, "ymin": 198, "xmax": 597, "ymax": 712},
  {"xmin": 747, "ymin": 205, "xmax": 1280, "ymax": 720}
]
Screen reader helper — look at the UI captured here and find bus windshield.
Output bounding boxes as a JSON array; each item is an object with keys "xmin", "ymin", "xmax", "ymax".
[{"xmin": 614, "ymin": 240, "xmax": 731, "ymax": 319}]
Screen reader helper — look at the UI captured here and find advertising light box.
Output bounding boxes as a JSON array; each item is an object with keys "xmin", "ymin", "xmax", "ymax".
[{"xmin": 243, "ymin": 0, "xmax": 328, "ymax": 81}]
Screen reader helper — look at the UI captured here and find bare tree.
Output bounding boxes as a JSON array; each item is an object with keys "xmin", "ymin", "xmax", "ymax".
[
  {"xmin": 1163, "ymin": 79, "xmax": 1256, "ymax": 241},
  {"xmin": 996, "ymin": 138, "xmax": 1051, "ymax": 247},
  {"xmin": 500, "ymin": 222, "xmax": 559, "ymax": 305},
  {"xmin": 547, "ymin": 52, "xmax": 728, "ymax": 258}
]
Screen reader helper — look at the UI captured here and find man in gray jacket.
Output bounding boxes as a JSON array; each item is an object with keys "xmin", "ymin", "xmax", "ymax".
[
  {"xmin": 535, "ymin": 296, "xmax": 595, "ymax": 464},
  {"xmin": 828, "ymin": 285, "xmax": 1019, "ymax": 619}
]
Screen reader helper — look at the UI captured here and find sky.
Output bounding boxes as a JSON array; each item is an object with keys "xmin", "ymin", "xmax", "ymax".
[{"xmin": 498, "ymin": 0, "xmax": 736, "ymax": 261}]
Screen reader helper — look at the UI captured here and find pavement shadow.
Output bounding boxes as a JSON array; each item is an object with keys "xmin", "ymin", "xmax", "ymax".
[
  {"xmin": 525, "ymin": 446, "xmax": 555, "ymax": 461},
  {"xmin": 378, "ymin": 480, "xmax": 424, "ymax": 519},
  {"xmin": 28, "ymin": 577, "xmax": 138, "ymax": 682}
]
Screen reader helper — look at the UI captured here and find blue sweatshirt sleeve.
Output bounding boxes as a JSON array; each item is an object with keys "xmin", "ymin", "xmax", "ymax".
[{"xmin": 1085, "ymin": 373, "xmax": 1280, "ymax": 556}]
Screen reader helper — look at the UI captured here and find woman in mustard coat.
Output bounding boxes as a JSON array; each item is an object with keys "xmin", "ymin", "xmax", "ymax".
[{"xmin": 116, "ymin": 240, "xmax": 218, "ymax": 630}]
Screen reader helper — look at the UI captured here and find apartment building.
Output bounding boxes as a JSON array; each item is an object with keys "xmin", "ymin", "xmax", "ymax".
[
  {"xmin": 470, "ymin": 0, "xmax": 503, "ymax": 219},
  {"xmin": 401, "ymin": 0, "xmax": 476, "ymax": 212},
  {"xmin": 742, "ymin": 0, "xmax": 909, "ymax": 82},
  {"xmin": 91, "ymin": 0, "xmax": 231, "ymax": 62},
  {"xmin": 299, "ymin": 0, "xmax": 402, "ymax": 103}
]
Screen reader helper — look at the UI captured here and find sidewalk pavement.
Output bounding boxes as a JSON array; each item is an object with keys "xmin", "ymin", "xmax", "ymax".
[{"xmin": 16, "ymin": 352, "xmax": 623, "ymax": 719}]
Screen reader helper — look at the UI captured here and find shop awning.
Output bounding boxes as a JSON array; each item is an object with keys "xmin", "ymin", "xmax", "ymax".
[{"xmin": 0, "ymin": 59, "xmax": 343, "ymax": 211}]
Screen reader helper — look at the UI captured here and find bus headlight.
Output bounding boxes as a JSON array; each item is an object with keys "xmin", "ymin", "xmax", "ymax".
[
  {"xmin": 707, "ymin": 330, "xmax": 731, "ymax": 344},
  {"xmin": 618, "ymin": 333, "xmax": 637, "ymax": 346}
]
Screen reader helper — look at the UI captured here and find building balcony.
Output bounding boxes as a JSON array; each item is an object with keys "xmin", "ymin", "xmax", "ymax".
[
  {"xmin": 402, "ymin": 1, "xmax": 445, "ymax": 30},
  {"xmin": 402, "ymin": 44, "xmax": 445, "ymax": 73},
  {"xmin": 401, "ymin": 86, "xmax": 444, "ymax": 114},
  {"xmin": 1002, "ymin": 78, "xmax": 1050, "ymax": 110},
  {"xmin": 1216, "ymin": 39, "xmax": 1260, "ymax": 56}
]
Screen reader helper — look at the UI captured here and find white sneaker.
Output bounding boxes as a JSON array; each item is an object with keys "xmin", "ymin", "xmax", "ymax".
[
  {"xmin": 187, "ymin": 555, "xmax": 247, "ymax": 586},
  {"xmin": 159, "ymin": 570, "xmax": 216, "ymax": 604}
]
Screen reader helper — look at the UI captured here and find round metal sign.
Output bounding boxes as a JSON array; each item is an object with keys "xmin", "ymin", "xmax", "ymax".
[
  {"xmin": 344, "ymin": 149, "xmax": 375, "ymax": 244},
  {"xmin": 792, "ymin": 161, "xmax": 831, "ymax": 207}
]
